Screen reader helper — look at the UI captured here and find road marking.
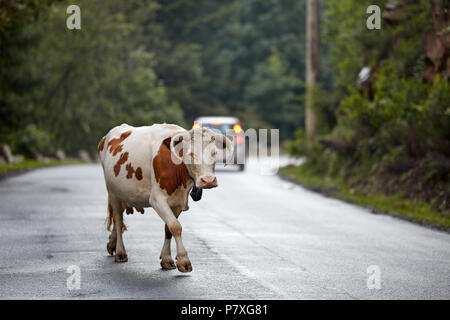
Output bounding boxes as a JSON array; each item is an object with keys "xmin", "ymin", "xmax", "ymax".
[{"xmin": 214, "ymin": 250, "xmax": 290, "ymax": 299}]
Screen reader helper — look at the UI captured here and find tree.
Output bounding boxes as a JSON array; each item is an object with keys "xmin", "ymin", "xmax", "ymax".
[
  {"xmin": 1, "ymin": 0, "xmax": 184, "ymax": 156},
  {"xmin": 305, "ymin": 0, "xmax": 319, "ymax": 144}
]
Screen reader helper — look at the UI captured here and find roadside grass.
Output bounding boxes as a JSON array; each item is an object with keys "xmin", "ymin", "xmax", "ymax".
[
  {"xmin": 0, "ymin": 159, "xmax": 85, "ymax": 176},
  {"xmin": 279, "ymin": 164, "xmax": 450, "ymax": 231}
]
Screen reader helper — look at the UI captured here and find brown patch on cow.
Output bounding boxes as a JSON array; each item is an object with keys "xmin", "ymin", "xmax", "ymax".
[
  {"xmin": 168, "ymin": 221, "xmax": 182, "ymax": 237},
  {"xmin": 108, "ymin": 131, "xmax": 132, "ymax": 156},
  {"xmin": 137, "ymin": 208, "xmax": 144, "ymax": 214},
  {"xmin": 164, "ymin": 224, "xmax": 172, "ymax": 239},
  {"xmin": 114, "ymin": 152, "xmax": 128, "ymax": 176},
  {"xmin": 125, "ymin": 207, "xmax": 133, "ymax": 215},
  {"xmin": 125, "ymin": 163, "xmax": 144, "ymax": 181},
  {"xmin": 125, "ymin": 163, "xmax": 134, "ymax": 179},
  {"xmin": 153, "ymin": 137, "xmax": 191, "ymax": 195},
  {"xmin": 98, "ymin": 136, "xmax": 106, "ymax": 153},
  {"xmin": 112, "ymin": 145, "xmax": 123, "ymax": 156},
  {"xmin": 135, "ymin": 167, "xmax": 143, "ymax": 180},
  {"xmin": 162, "ymin": 137, "xmax": 171, "ymax": 148}
]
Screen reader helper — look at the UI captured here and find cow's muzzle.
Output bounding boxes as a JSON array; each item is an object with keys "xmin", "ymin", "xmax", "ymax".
[{"xmin": 198, "ymin": 176, "xmax": 218, "ymax": 189}]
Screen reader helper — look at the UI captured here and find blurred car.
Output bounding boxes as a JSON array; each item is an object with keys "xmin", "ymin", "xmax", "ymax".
[{"xmin": 192, "ymin": 116, "xmax": 246, "ymax": 171}]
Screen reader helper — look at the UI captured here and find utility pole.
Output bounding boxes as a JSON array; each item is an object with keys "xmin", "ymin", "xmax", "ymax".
[{"xmin": 305, "ymin": 0, "xmax": 319, "ymax": 146}]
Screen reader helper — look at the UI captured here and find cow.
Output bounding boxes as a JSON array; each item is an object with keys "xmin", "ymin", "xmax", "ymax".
[{"xmin": 98, "ymin": 123, "xmax": 233, "ymax": 272}]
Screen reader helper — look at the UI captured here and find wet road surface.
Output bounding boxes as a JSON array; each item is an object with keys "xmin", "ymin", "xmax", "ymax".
[{"xmin": 0, "ymin": 158, "xmax": 449, "ymax": 299}]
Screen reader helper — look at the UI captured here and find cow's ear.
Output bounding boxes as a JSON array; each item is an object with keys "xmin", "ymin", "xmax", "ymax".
[
  {"xmin": 162, "ymin": 136, "xmax": 182, "ymax": 149},
  {"xmin": 169, "ymin": 131, "xmax": 190, "ymax": 163},
  {"xmin": 172, "ymin": 135, "xmax": 184, "ymax": 147},
  {"xmin": 171, "ymin": 131, "xmax": 188, "ymax": 147}
]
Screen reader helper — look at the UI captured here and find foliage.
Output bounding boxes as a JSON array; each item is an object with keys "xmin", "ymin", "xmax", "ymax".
[
  {"xmin": 1, "ymin": 0, "xmax": 320, "ymax": 156},
  {"xmin": 154, "ymin": 0, "xmax": 313, "ymax": 137},
  {"xmin": 1, "ymin": 0, "xmax": 185, "ymax": 156},
  {"xmin": 289, "ymin": 62, "xmax": 450, "ymax": 210},
  {"xmin": 286, "ymin": 0, "xmax": 450, "ymax": 212},
  {"xmin": 244, "ymin": 48, "xmax": 301, "ymax": 139},
  {"xmin": 15, "ymin": 124, "xmax": 53, "ymax": 158}
]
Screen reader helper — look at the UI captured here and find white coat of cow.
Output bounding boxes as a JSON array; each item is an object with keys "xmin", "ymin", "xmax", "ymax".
[{"xmin": 98, "ymin": 123, "xmax": 233, "ymax": 272}]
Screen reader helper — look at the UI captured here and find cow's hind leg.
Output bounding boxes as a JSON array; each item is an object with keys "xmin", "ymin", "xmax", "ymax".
[
  {"xmin": 160, "ymin": 224, "xmax": 176, "ymax": 270},
  {"xmin": 106, "ymin": 224, "xmax": 116, "ymax": 256},
  {"xmin": 109, "ymin": 195, "xmax": 128, "ymax": 262},
  {"xmin": 106, "ymin": 196, "xmax": 117, "ymax": 256}
]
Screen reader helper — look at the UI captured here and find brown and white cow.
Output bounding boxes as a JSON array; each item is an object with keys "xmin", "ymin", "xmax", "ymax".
[{"xmin": 98, "ymin": 123, "xmax": 233, "ymax": 272}]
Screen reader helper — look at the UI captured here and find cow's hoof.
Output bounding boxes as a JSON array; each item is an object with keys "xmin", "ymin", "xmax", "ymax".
[
  {"xmin": 106, "ymin": 242, "xmax": 115, "ymax": 256},
  {"xmin": 160, "ymin": 257, "xmax": 176, "ymax": 270},
  {"xmin": 115, "ymin": 252, "xmax": 128, "ymax": 263},
  {"xmin": 176, "ymin": 257, "xmax": 192, "ymax": 273}
]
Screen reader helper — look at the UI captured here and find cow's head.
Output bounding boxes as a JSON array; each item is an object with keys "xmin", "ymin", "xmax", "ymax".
[{"xmin": 170, "ymin": 127, "xmax": 234, "ymax": 189}]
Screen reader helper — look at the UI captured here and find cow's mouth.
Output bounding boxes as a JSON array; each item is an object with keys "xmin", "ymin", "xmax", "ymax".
[{"xmin": 200, "ymin": 184, "xmax": 217, "ymax": 189}]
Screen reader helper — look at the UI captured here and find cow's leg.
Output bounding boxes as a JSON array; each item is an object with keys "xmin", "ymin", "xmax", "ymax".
[
  {"xmin": 159, "ymin": 224, "xmax": 176, "ymax": 270},
  {"xmin": 106, "ymin": 224, "xmax": 116, "ymax": 256},
  {"xmin": 151, "ymin": 195, "xmax": 192, "ymax": 272},
  {"xmin": 106, "ymin": 195, "xmax": 117, "ymax": 255},
  {"xmin": 110, "ymin": 195, "xmax": 128, "ymax": 262}
]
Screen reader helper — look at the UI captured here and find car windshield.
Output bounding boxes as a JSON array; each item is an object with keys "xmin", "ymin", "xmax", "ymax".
[{"xmin": 202, "ymin": 123, "xmax": 234, "ymax": 134}]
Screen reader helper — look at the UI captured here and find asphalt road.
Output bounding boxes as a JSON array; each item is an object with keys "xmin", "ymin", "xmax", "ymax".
[{"xmin": 0, "ymin": 158, "xmax": 449, "ymax": 299}]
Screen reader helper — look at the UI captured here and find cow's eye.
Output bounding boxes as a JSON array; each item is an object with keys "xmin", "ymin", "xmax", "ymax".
[{"xmin": 212, "ymin": 150, "xmax": 217, "ymax": 157}]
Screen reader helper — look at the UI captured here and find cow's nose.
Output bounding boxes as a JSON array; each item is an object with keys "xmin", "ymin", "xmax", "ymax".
[{"xmin": 199, "ymin": 176, "xmax": 218, "ymax": 189}]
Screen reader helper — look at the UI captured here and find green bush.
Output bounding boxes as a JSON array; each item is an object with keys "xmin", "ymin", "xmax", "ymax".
[
  {"xmin": 291, "ymin": 63, "xmax": 449, "ymax": 210},
  {"xmin": 15, "ymin": 125, "xmax": 53, "ymax": 158},
  {"xmin": 337, "ymin": 64, "xmax": 448, "ymax": 159},
  {"xmin": 286, "ymin": 128, "xmax": 307, "ymax": 156}
]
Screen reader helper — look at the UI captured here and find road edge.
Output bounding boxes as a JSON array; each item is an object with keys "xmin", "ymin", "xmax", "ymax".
[
  {"xmin": 278, "ymin": 169, "xmax": 450, "ymax": 234},
  {"xmin": 0, "ymin": 160, "xmax": 88, "ymax": 181}
]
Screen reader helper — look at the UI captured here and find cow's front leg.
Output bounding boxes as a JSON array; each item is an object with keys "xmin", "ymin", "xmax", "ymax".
[
  {"xmin": 151, "ymin": 195, "xmax": 192, "ymax": 273},
  {"xmin": 110, "ymin": 195, "xmax": 128, "ymax": 262},
  {"xmin": 160, "ymin": 224, "xmax": 176, "ymax": 270}
]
